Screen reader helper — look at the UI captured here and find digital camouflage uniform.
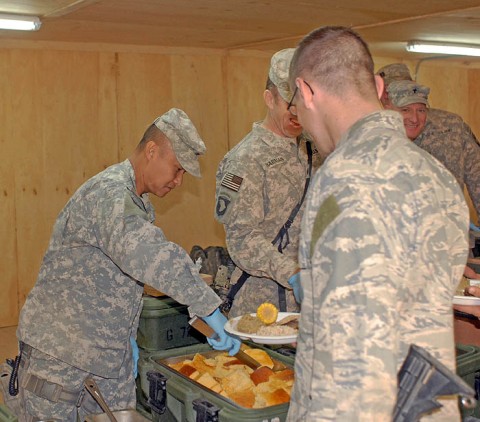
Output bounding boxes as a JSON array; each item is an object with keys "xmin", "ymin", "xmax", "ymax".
[
  {"xmin": 377, "ymin": 63, "xmax": 480, "ymax": 217},
  {"xmin": 288, "ymin": 110, "xmax": 469, "ymax": 421},
  {"xmin": 416, "ymin": 108, "xmax": 480, "ymax": 216},
  {"xmin": 17, "ymin": 159, "xmax": 221, "ymax": 420},
  {"xmin": 215, "ymin": 124, "xmax": 321, "ymax": 318}
]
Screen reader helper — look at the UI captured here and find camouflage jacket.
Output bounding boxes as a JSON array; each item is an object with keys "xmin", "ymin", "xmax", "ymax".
[
  {"xmin": 288, "ymin": 111, "xmax": 468, "ymax": 421},
  {"xmin": 17, "ymin": 159, "xmax": 220, "ymax": 378},
  {"xmin": 415, "ymin": 108, "xmax": 480, "ymax": 216},
  {"xmin": 214, "ymin": 122, "xmax": 322, "ymax": 317}
]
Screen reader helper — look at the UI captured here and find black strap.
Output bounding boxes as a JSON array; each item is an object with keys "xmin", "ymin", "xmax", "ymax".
[
  {"xmin": 226, "ymin": 140, "xmax": 314, "ymax": 312},
  {"xmin": 272, "ymin": 140, "xmax": 313, "ymax": 253},
  {"xmin": 8, "ymin": 342, "xmax": 24, "ymax": 396},
  {"xmin": 278, "ymin": 284, "xmax": 287, "ymax": 312},
  {"xmin": 225, "ymin": 271, "xmax": 250, "ymax": 305}
]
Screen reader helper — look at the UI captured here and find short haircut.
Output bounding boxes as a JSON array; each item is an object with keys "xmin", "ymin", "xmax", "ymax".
[
  {"xmin": 290, "ymin": 26, "xmax": 377, "ymax": 100},
  {"xmin": 137, "ymin": 124, "xmax": 169, "ymax": 151}
]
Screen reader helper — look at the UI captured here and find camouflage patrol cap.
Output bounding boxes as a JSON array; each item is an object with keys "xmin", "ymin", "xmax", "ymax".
[
  {"xmin": 269, "ymin": 48, "xmax": 295, "ymax": 102},
  {"xmin": 376, "ymin": 63, "xmax": 413, "ymax": 86},
  {"xmin": 387, "ymin": 80, "xmax": 430, "ymax": 108},
  {"xmin": 153, "ymin": 108, "xmax": 206, "ymax": 178}
]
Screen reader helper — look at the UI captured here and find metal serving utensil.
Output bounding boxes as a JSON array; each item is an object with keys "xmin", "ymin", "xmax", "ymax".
[
  {"xmin": 84, "ymin": 377, "xmax": 118, "ymax": 422},
  {"xmin": 188, "ymin": 315, "xmax": 263, "ymax": 370}
]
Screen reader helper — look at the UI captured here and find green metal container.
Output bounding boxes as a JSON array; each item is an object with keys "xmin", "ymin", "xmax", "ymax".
[
  {"xmin": 137, "ymin": 296, "xmax": 204, "ymax": 352},
  {"xmin": 456, "ymin": 343, "xmax": 480, "ymax": 419},
  {"xmin": 0, "ymin": 405, "xmax": 17, "ymax": 422},
  {"xmin": 137, "ymin": 343, "xmax": 294, "ymax": 422}
]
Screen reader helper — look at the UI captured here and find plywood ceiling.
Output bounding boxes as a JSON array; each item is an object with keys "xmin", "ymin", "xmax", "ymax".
[{"xmin": 0, "ymin": 0, "xmax": 480, "ymax": 59}]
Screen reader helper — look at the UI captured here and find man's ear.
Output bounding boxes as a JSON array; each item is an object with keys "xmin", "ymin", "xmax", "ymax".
[
  {"xmin": 145, "ymin": 140, "xmax": 156, "ymax": 161},
  {"xmin": 297, "ymin": 78, "xmax": 314, "ymax": 109},
  {"xmin": 264, "ymin": 89, "xmax": 275, "ymax": 109},
  {"xmin": 374, "ymin": 74, "xmax": 385, "ymax": 101}
]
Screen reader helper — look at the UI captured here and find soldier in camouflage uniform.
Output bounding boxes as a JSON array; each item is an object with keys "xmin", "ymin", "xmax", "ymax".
[
  {"xmin": 287, "ymin": 26, "xmax": 469, "ymax": 420},
  {"xmin": 377, "ymin": 63, "xmax": 480, "ymax": 217},
  {"xmin": 214, "ymin": 48, "xmax": 322, "ymax": 318},
  {"xmin": 15, "ymin": 108, "xmax": 240, "ymax": 421}
]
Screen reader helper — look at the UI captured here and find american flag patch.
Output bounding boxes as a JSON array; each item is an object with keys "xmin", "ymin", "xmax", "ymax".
[{"xmin": 221, "ymin": 172, "xmax": 243, "ymax": 192}]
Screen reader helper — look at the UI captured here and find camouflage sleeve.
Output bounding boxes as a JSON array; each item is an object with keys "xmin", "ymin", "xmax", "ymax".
[
  {"xmin": 462, "ymin": 130, "xmax": 480, "ymax": 216},
  {"xmin": 95, "ymin": 189, "xmax": 221, "ymax": 317},
  {"xmin": 215, "ymin": 159, "xmax": 297, "ymax": 286}
]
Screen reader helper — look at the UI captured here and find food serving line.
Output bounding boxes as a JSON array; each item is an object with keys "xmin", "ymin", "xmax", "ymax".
[{"xmin": 133, "ymin": 291, "xmax": 299, "ymax": 422}]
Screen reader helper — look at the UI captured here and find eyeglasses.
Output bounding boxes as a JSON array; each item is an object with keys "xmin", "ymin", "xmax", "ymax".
[
  {"xmin": 287, "ymin": 86, "xmax": 298, "ymax": 115},
  {"xmin": 287, "ymin": 80, "xmax": 314, "ymax": 117}
]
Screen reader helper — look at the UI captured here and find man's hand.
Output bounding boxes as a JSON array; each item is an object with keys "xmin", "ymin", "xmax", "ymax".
[
  {"xmin": 464, "ymin": 265, "xmax": 480, "ymax": 280},
  {"xmin": 288, "ymin": 272, "xmax": 303, "ymax": 304},
  {"xmin": 203, "ymin": 308, "xmax": 241, "ymax": 355},
  {"xmin": 454, "ymin": 285, "xmax": 480, "ymax": 318},
  {"xmin": 130, "ymin": 336, "xmax": 139, "ymax": 378}
]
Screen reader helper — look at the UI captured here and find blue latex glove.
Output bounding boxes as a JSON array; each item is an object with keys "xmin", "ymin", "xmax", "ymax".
[
  {"xmin": 202, "ymin": 308, "xmax": 241, "ymax": 356},
  {"xmin": 288, "ymin": 272, "xmax": 303, "ymax": 304},
  {"xmin": 130, "ymin": 336, "xmax": 139, "ymax": 378},
  {"xmin": 471, "ymin": 222, "xmax": 480, "ymax": 232}
]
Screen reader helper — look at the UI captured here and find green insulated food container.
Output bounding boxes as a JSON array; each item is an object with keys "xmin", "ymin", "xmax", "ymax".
[
  {"xmin": 457, "ymin": 343, "xmax": 480, "ymax": 419},
  {"xmin": 137, "ymin": 296, "xmax": 205, "ymax": 352},
  {"xmin": 137, "ymin": 343, "xmax": 295, "ymax": 422}
]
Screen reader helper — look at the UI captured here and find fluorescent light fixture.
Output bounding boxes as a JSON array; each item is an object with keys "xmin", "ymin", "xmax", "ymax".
[
  {"xmin": 0, "ymin": 13, "xmax": 41, "ymax": 31},
  {"xmin": 406, "ymin": 40, "xmax": 480, "ymax": 57}
]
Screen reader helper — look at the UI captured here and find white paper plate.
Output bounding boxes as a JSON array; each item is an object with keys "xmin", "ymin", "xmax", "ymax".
[
  {"xmin": 453, "ymin": 295, "xmax": 480, "ymax": 306},
  {"xmin": 225, "ymin": 312, "xmax": 298, "ymax": 345}
]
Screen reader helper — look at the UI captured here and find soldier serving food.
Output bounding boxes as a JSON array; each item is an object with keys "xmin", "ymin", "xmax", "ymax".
[{"xmin": 13, "ymin": 108, "xmax": 240, "ymax": 421}]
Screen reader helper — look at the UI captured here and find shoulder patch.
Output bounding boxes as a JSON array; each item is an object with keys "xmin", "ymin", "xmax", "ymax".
[
  {"xmin": 216, "ymin": 194, "xmax": 232, "ymax": 217},
  {"xmin": 310, "ymin": 194, "xmax": 340, "ymax": 258},
  {"xmin": 221, "ymin": 172, "xmax": 243, "ymax": 192}
]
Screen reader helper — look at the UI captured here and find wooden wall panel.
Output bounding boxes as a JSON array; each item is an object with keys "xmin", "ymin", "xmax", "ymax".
[
  {"xmin": 11, "ymin": 49, "xmax": 119, "ymax": 310},
  {"xmin": 10, "ymin": 49, "xmax": 46, "ymax": 310},
  {"xmin": 0, "ymin": 50, "xmax": 18, "ymax": 327},
  {"xmin": 467, "ymin": 69, "xmax": 480, "ymax": 143},
  {"xmin": 226, "ymin": 52, "xmax": 270, "ymax": 148},
  {"xmin": 115, "ymin": 52, "xmax": 229, "ymax": 254}
]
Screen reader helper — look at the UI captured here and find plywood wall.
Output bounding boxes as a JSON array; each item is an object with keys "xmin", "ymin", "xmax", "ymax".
[{"xmin": 1, "ymin": 45, "xmax": 479, "ymax": 327}]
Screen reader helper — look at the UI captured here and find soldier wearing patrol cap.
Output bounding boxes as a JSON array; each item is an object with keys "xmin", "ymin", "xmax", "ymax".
[
  {"xmin": 376, "ymin": 63, "xmax": 413, "ymax": 108},
  {"xmin": 214, "ymin": 48, "xmax": 322, "ymax": 318},
  {"xmin": 386, "ymin": 80, "xmax": 430, "ymax": 140},
  {"xmin": 385, "ymin": 79, "xmax": 480, "ymax": 233},
  {"xmin": 15, "ymin": 108, "xmax": 240, "ymax": 421}
]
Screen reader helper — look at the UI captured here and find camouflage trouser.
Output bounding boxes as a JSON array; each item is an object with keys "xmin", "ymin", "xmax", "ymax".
[{"xmin": 17, "ymin": 344, "xmax": 136, "ymax": 422}]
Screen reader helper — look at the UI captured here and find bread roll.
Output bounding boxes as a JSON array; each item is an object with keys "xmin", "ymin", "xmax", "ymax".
[
  {"xmin": 255, "ymin": 388, "xmax": 290, "ymax": 408},
  {"xmin": 250, "ymin": 366, "xmax": 274, "ymax": 385},
  {"xmin": 228, "ymin": 389, "xmax": 256, "ymax": 408},
  {"xmin": 196, "ymin": 372, "xmax": 223, "ymax": 394},
  {"xmin": 177, "ymin": 363, "xmax": 199, "ymax": 379},
  {"xmin": 243, "ymin": 349, "xmax": 274, "ymax": 369},
  {"xmin": 220, "ymin": 368, "xmax": 255, "ymax": 396}
]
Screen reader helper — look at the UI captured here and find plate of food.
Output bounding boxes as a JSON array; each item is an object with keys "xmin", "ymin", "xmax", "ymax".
[
  {"xmin": 225, "ymin": 310, "xmax": 299, "ymax": 345},
  {"xmin": 453, "ymin": 295, "xmax": 480, "ymax": 306}
]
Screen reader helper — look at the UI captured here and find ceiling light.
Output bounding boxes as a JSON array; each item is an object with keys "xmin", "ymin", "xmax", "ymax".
[
  {"xmin": 0, "ymin": 13, "xmax": 41, "ymax": 31},
  {"xmin": 406, "ymin": 40, "xmax": 480, "ymax": 57}
]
